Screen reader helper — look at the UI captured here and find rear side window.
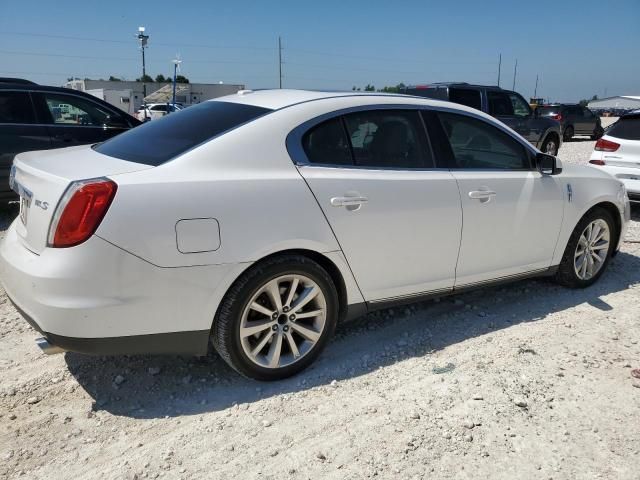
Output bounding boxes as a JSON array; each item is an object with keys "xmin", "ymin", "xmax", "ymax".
[
  {"xmin": 606, "ymin": 117, "xmax": 640, "ymax": 140},
  {"xmin": 302, "ymin": 118, "xmax": 352, "ymax": 166},
  {"xmin": 0, "ymin": 91, "xmax": 35, "ymax": 124},
  {"xmin": 95, "ymin": 101, "xmax": 271, "ymax": 166},
  {"xmin": 449, "ymin": 88, "xmax": 482, "ymax": 111},
  {"xmin": 438, "ymin": 112, "xmax": 529, "ymax": 169},
  {"xmin": 343, "ymin": 110, "xmax": 433, "ymax": 169}
]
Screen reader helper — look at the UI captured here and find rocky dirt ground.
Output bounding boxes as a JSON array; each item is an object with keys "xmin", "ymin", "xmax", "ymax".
[{"xmin": 2, "ymin": 126, "xmax": 640, "ymax": 480}]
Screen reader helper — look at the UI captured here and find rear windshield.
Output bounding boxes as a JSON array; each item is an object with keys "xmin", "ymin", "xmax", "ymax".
[
  {"xmin": 95, "ymin": 101, "xmax": 272, "ymax": 165},
  {"xmin": 537, "ymin": 106, "xmax": 560, "ymax": 116},
  {"xmin": 606, "ymin": 116, "xmax": 640, "ymax": 140}
]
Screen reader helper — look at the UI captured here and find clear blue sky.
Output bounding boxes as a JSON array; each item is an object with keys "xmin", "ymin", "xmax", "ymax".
[{"xmin": 1, "ymin": 0, "xmax": 638, "ymax": 102}]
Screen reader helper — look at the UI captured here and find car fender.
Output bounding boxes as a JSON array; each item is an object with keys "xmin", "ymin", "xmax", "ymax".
[{"xmin": 551, "ymin": 167, "xmax": 626, "ymax": 266}]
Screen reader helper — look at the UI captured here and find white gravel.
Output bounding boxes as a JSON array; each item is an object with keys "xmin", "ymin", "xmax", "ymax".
[{"xmin": 1, "ymin": 128, "xmax": 639, "ymax": 480}]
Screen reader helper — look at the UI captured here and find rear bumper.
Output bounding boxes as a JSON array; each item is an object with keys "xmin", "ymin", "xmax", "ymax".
[{"xmin": 0, "ymin": 221, "xmax": 244, "ymax": 355}]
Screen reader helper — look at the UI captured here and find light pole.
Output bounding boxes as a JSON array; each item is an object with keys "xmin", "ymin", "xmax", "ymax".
[
  {"xmin": 171, "ymin": 57, "xmax": 182, "ymax": 110},
  {"xmin": 137, "ymin": 26, "xmax": 149, "ymax": 120}
]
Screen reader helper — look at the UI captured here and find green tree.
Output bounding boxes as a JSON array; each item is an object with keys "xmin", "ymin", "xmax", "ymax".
[
  {"xmin": 108, "ymin": 76, "xmax": 121, "ymax": 81},
  {"xmin": 175, "ymin": 75, "xmax": 189, "ymax": 84},
  {"xmin": 155, "ymin": 74, "xmax": 166, "ymax": 82},
  {"xmin": 136, "ymin": 74, "xmax": 153, "ymax": 82},
  {"xmin": 364, "ymin": 84, "xmax": 375, "ymax": 92}
]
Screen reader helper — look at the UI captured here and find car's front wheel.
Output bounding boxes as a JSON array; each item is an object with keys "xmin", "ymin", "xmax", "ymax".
[
  {"xmin": 212, "ymin": 255, "xmax": 338, "ymax": 380},
  {"xmin": 554, "ymin": 207, "xmax": 616, "ymax": 288},
  {"xmin": 541, "ymin": 135, "xmax": 559, "ymax": 155}
]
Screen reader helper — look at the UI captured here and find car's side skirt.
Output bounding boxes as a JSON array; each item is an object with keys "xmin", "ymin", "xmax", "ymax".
[{"xmin": 359, "ymin": 266, "xmax": 559, "ymax": 315}]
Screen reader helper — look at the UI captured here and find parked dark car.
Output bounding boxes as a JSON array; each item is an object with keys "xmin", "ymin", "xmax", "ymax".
[
  {"xmin": 0, "ymin": 79, "xmax": 141, "ymax": 204},
  {"xmin": 537, "ymin": 104, "xmax": 604, "ymax": 141},
  {"xmin": 403, "ymin": 82, "xmax": 562, "ymax": 155}
]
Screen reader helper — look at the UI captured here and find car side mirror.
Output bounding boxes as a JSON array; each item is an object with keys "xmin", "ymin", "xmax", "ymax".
[{"xmin": 536, "ymin": 152, "xmax": 562, "ymax": 175}]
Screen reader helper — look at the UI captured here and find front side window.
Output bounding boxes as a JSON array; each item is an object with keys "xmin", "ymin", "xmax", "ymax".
[
  {"xmin": 302, "ymin": 118, "xmax": 352, "ymax": 166},
  {"xmin": 0, "ymin": 91, "xmax": 35, "ymax": 124},
  {"xmin": 44, "ymin": 93, "xmax": 113, "ymax": 126},
  {"xmin": 343, "ymin": 110, "xmax": 433, "ymax": 168},
  {"xmin": 508, "ymin": 93, "xmax": 531, "ymax": 118},
  {"xmin": 95, "ymin": 101, "xmax": 271, "ymax": 166},
  {"xmin": 487, "ymin": 91, "xmax": 514, "ymax": 116},
  {"xmin": 438, "ymin": 112, "xmax": 529, "ymax": 170}
]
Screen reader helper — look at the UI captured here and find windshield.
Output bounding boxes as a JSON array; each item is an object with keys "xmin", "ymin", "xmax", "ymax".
[{"xmin": 95, "ymin": 101, "xmax": 271, "ymax": 166}]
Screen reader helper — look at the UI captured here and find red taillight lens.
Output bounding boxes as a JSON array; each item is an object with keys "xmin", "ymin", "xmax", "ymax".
[
  {"xmin": 594, "ymin": 138, "xmax": 620, "ymax": 152},
  {"xmin": 48, "ymin": 178, "xmax": 117, "ymax": 248},
  {"xmin": 589, "ymin": 159, "xmax": 606, "ymax": 166},
  {"xmin": 552, "ymin": 114, "xmax": 563, "ymax": 121}
]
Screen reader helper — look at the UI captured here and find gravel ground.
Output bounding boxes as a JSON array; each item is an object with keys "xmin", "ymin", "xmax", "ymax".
[{"xmin": 2, "ymin": 126, "xmax": 640, "ymax": 480}]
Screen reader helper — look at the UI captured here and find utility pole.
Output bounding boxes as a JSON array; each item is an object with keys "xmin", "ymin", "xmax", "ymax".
[
  {"xmin": 278, "ymin": 36, "xmax": 283, "ymax": 89},
  {"xmin": 137, "ymin": 26, "xmax": 149, "ymax": 121},
  {"xmin": 497, "ymin": 53, "xmax": 502, "ymax": 87},
  {"xmin": 172, "ymin": 57, "xmax": 182, "ymax": 109},
  {"xmin": 534, "ymin": 74, "xmax": 539, "ymax": 98},
  {"xmin": 512, "ymin": 59, "xmax": 518, "ymax": 91}
]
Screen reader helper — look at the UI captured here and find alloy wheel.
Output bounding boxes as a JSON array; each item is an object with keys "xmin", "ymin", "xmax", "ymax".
[
  {"xmin": 239, "ymin": 274, "xmax": 327, "ymax": 369},
  {"xmin": 573, "ymin": 219, "xmax": 610, "ymax": 280}
]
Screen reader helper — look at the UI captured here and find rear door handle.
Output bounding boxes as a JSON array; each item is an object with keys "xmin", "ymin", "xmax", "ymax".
[
  {"xmin": 53, "ymin": 134, "xmax": 73, "ymax": 142},
  {"xmin": 468, "ymin": 190, "xmax": 496, "ymax": 199},
  {"xmin": 330, "ymin": 196, "xmax": 368, "ymax": 208}
]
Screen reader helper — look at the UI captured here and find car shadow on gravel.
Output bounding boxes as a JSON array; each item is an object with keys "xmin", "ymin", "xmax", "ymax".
[{"xmin": 65, "ymin": 244, "xmax": 640, "ymax": 420}]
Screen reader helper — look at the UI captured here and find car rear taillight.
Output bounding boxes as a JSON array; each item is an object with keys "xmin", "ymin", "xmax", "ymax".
[
  {"xmin": 552, "ymin": 114, "xmax": 563, "ymax": 121},
  {"xmin": 48, "ymin": 178, "xmax": 117, "ymax": 248},
  {"xmin": 594, "ymin": 138, "xmax": 620, "ymax": 152},
  {"xmin": 589, "ymin": 159, "xmax": 606, "ymax": 166}
]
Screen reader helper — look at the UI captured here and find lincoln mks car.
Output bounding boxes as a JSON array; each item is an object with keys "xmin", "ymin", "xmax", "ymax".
[{"xmin": 0, "ymin": 90, "xmax": 630, "ymax": 380}]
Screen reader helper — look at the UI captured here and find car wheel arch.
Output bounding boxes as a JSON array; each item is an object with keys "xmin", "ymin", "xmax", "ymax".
[
  {"xmin": 567, "ymin": 201, "xmax": 622, "ymax": 254},
  {"xmin": 213, "ymin": 248, "xmax": 351, "ymax": 329}
]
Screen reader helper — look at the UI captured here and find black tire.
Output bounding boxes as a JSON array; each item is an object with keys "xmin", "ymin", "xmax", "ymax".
[
  {"xmin": 554, "ymin": 207, "xmax": 616, "ymax": 288},
  {"xmin": 540, "ymin": 135, "xmax": 559, "ymax": 155},
  {"xmin": 563, "ymin": 126, "xmax": 574, "ymax": 142},
  {"xmin": 591, "ymin": 126, "xmax": 604, "ymax": 140},
  {"xmin": 211, "ymin": 254, "xmax": 339, "ymax": 381}
]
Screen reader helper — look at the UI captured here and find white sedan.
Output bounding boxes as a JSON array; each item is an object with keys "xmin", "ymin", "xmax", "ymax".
[
  {"xmin": 1, "ymin": 90, "xmax": 631, "ymax": 380},
  {"xmin": 589, "ymin": 112, "xmax": 640, "ymax": 203}
]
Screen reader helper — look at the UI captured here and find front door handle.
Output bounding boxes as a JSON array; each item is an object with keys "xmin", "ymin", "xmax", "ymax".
[
  {"xmin": 330, "ymin": 195, "xmax": 368, "ymax": 210},
  {"xmin": 468, "ymin": 190, "xmax": 497, "ymax": 203},
  {"xmin": 468, "ymin": 190, "xmax": 496, "ymax": 199}
]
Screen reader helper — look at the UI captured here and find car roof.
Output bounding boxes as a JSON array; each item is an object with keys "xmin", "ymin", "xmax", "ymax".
[
  {"xmin": 214, "ymin": 88, "xmax": 468, "ymax": 111},
  {"xmin": 405, "ymin": 82, "xmax": 504, "ymax": 91}
]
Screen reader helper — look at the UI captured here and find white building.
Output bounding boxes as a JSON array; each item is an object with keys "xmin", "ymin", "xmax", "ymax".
[
  {"xmin": 588, "ymin": 96, "xmax": 640, "ymax": 112},
  {"xmin": 64, "ymin": 79, "xmax": 245, "ymax": 115}
]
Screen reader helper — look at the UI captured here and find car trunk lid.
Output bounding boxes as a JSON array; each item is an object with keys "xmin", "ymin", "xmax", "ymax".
[{"xmin": 11, "ymin": 145, "xmax": 152, "ymax": 254}]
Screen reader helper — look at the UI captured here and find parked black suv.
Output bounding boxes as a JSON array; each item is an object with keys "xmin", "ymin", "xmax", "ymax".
[
  {"xmin": 403, "ymin": 83, "xmax": 562, "ymax": 155},
  {"xmin": 536, "ymin": 104, "xmax": 604, "ymax": 141},
  {"xmin": 0, "ymin": 79, "xmax": 141, "ymax": 204}
]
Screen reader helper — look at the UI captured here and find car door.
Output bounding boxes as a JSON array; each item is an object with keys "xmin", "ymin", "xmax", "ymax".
[
  {"xmin": 293, "ymin": 109, "xmax": 463, "ymax": 302},
  {"xmin": 0, "ymin": 90, "xmax": 51, "ymax": 201},
  {"xmin": 579, "ymin": 107, "xmax": 596, "ymax": 134},
  {"xmin": 33, "ymin": 91, "xmax": 130, "ymax": 148},
  {"xmin": 434, "ymin": 110, "xmax": 564, "ymax": 286}
]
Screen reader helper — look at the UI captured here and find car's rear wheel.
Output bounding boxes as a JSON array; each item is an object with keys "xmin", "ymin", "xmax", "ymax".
[
  {"xmin": 212, "ymin": 255, "xmax": 338, "ymax": 380},
  {"xmin": 541, "ymin": 135, "xmax": 559, "ymax": 155},
  {"xmin": 563, "ymin": 126, "xmax": 574, "ymax": 142},
  {"xmin": 554, "ymin": 207, "xmax": 616, "ymax": 288}
]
